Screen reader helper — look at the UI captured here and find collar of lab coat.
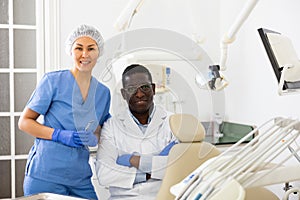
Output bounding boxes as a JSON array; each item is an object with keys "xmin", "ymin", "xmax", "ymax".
[{"xmin": 117, "ymin": 104, "xmax": 169, "ymax": 137}]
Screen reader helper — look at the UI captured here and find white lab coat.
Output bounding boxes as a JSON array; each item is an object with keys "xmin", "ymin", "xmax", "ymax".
[{"xmin": 95, "ymin": 105, "xmax": 176, "ymax": 200}]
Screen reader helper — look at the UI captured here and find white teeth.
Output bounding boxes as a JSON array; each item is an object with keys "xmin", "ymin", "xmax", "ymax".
[{"xmin": 81, "ymin": 61, "xmax": 90, "ymax": 64}]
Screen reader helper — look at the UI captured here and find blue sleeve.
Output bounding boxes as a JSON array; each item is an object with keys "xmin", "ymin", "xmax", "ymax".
[
  {"xmin": 98, "ymin": 87, "xmax": 111, "ymax": 126},
  {"xmin": 26, "ymin": 74, "xmax": 54, "ymax": 115},
  {"xmin": 102, "ymin": 92, "xmax": 111, "ymax": 124}
]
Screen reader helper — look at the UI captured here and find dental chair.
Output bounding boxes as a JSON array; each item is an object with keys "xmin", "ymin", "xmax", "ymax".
[
  {"xmin": 156, "ymin": 113, "xmax": 220, "ymax": 200},
  {"xmin": 156, "ymin": 113, "xmax": 279, "ymax": 200}
]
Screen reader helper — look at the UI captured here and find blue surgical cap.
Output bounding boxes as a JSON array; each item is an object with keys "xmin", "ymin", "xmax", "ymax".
[{"xmin": 65, "ymin": 24, "xmax": 104, "ymax": 57}]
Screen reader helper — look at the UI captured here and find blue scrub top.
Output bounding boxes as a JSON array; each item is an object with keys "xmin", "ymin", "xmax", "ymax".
[{"xmin": 25, "ymin": 70, "xmax": 111, "ymax": 186}]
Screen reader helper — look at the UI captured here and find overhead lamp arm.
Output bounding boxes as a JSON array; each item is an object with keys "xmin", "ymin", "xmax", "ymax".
[
  {"xmin": 204, "ymin": 0, "xmax": 259, "ymax": 90},
  {"xmin": 219, "ymin": 0, "xmax": 259, "ymax": 71},
  {"xmin": 115, "ymin": 0, "xmax": 259, "ymax": 91},
  {"xmin": 114, "ymin": 0, "xmax": 145, "ymax": 31}
]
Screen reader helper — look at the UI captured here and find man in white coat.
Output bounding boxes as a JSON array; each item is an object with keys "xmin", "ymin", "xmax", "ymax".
[{"xmin": 95, "ymin": 64, "xmax": 177, "ymax": 200}]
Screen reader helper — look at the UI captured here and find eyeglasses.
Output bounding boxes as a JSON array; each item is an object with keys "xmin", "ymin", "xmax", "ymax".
[{"xmin": 123, "ymin": 83, "xmax": 153, "ymax": 95}]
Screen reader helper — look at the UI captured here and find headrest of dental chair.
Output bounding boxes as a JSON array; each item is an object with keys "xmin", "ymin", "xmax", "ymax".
[{"xmin": 169, "ymin": 114, "xmax": 205, "ymax": 143}]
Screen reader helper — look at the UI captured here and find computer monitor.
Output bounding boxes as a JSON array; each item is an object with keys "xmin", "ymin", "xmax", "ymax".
[{"xmin": 258, "ymin": 28, "xmax": 300, "ymax": 91}]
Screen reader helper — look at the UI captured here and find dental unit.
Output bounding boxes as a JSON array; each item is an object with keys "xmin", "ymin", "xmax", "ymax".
[{"xmin": 170, "ymin": 117, "xmax": 300, "ymax": 200}]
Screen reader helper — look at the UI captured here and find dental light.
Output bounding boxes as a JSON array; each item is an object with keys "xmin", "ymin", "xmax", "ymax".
[
  {"xmin": 197, "ymin": 0, "xmax": 259, "ymax": 91},
  {"xmin": 207, "ymin": 65, "xmax": 228, "ymax": 91}
]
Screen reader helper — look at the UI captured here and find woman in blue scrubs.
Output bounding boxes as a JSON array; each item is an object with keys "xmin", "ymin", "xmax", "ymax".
[{"xmin": 18, "ymin": 24, "xmax": 111, "ymax": 200}]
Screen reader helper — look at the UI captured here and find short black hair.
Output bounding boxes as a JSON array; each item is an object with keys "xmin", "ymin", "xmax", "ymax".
[{"xmin": 122, "ymin": 64, "xmax": 152, "ymax": 86}]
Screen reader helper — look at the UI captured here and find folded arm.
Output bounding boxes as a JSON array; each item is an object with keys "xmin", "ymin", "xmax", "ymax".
[{"xmin": 95, "ymin": 123, "xmax": 137, "ymax": 188}]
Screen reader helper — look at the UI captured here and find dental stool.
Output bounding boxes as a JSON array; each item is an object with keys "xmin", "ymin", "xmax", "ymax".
[{"xmin": 156, "ymin": 113, "xmax": 279, "ymax": 200}]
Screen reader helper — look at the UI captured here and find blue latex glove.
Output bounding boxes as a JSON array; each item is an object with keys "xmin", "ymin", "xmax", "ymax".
[
  {"xmin": 159, "ymin": 141, "xmax": 177, "ymax": 156},
  {"xmin": 77, "ymin": 130, "xmax": 98, "ymax": 147},
  {"xmin": 51, "ymin": 129, "xmax": 83, "ymax": 148},
  {"xmin": 116, "ymin": 154, "xmax": 133, "ymax": 167}
]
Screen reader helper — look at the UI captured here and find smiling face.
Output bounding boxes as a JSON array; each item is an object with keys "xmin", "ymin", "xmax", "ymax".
[
  {"xmin": 71, "ymin": 36, "xmax": 99, "ymax": 73},
  {"xmin": 121, "ymin": 72, "xmax": 156, "ymax": 117}
]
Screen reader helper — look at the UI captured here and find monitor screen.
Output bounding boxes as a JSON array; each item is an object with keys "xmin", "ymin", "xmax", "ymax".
[{"xmin": 258, "ymin": 28, "xmax": 300, "ymax": 91}]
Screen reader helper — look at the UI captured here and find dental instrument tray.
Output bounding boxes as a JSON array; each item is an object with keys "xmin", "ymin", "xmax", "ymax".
[
  {"xmin": 217, "ymin": 121, "xmax": 255, "ymax": 144},
  {"xmin": 203, "ymin": 121, "xmax": 255, "ymax": 145}
]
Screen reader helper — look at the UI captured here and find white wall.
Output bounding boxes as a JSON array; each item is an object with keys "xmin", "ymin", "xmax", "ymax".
[
  {"xmin": 58, "ymin": 0, "xmax": 300, "ymax": 198},
  {"xmin": 59, "ymin": 0, "xmax": 220, "ymax": 73},
  {"xmin": 59, "ymin": 0, "xmax": 300, "ymax": 125}
]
